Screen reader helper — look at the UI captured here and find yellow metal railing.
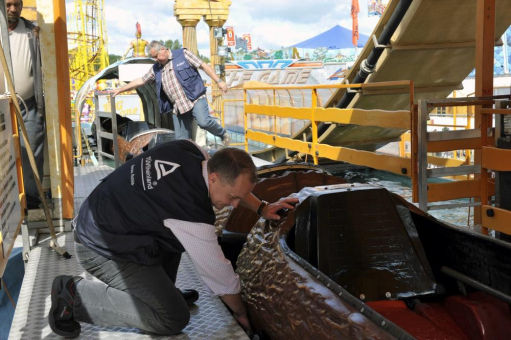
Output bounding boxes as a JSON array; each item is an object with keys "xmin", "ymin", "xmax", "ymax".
[
  {"xmin": 241, "ymin": 81, "xmax": 416, "ymax": 177},
  {"xmin": 220, "ymin": 99, "xmax": 245, "ymax": 146}
]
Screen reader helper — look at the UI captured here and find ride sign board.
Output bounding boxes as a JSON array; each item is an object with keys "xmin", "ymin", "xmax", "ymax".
[
  {"xmin": 226, "ymin": 27, "xmax": 236, "ymax": 47},
  {"xmin": 243, "ymin": 34, "xmax": 252, "ymax": 51},
  {"xmin": 0, "ymin": 98, "xmax": 22, "ymax": 277}
]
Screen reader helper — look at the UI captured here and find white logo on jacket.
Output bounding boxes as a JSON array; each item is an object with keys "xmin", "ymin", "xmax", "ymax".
[{"xmin": 155, "ymin": 160, "xmax": 181, "ymax": 180}]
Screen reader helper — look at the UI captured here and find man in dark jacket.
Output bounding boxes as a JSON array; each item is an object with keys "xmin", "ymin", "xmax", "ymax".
[
  {"xmin": 112, "ymin": 41, "xmax": 230, "ymax": 145},
  {"xmin": 6, "ymin": 0, "xmax": 46, "ymax": 209},
  {"xmin": 48, "ymin": 142, "xmax": 297, "ymax": 337}
]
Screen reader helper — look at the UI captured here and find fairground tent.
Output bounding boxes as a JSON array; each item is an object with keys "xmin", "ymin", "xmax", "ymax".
[{"xmin": 290, "ymin": 24, "xmax": 369, "ymax": 49}]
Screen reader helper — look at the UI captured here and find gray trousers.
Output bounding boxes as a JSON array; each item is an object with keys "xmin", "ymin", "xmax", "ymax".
[
  {"xmin": 73, "ymin": 242, "xmax": 190, "ymax": 335},
  {"xmin": 172, "ymin": 97, "xmax": 225, "ymax": 140},
  {"xmin": 20, "ymin": 96, "xmax": 45, "ymax": 207}
]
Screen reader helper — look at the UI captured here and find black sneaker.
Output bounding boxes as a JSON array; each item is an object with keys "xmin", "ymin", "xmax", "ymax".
[
  {"xmin": 179, "ymin": 289, "xmax": 199, "ymax": 306},
  {"xmin": 49, "ymin": 275, "xmax": 82, "ymax": 338}
]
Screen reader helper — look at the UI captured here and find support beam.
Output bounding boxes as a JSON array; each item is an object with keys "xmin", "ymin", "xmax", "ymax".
[
  {"xmin": 36, "ymin": 0, "xmax": 74, "ymax": 219},
  {"xmin": 474, "ymin": 0, "xmax": 495, "ymax": 231}
]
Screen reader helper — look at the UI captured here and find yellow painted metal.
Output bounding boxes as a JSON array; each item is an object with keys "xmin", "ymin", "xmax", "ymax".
[
  {"xmin": 316, "ymin": 144, "xmax": 411, "ymax": 177},
  {"xmin": 423, "ymin": 155, "xmax": 468, "ymax": 167},
  {"xmin": 245, "ymin": 104, "xmax": 311, "ymax": 120},
  {"xmin": 243, "ymin": 90, "xmax": 248, "ymax": 152},
  {"xmin": 311, "ymin": 89, "xmax": 318, "ymax": 164},
  {"xmin": 315, "ymin": 108, "xmax": 411, "ymax": 130},
  {"xmin": 67, "ymin": 0, "xmax": 109, "ymax": 93},
  {"xmin": 243, "ymin": 80, "xmax": 414, "ymax": 176},
  {"xmin": 427, "ymin": 180, "xmax": 481, "ymax": 202},
  {"xmin": 37, "ymin": 0, "xmax": 62, "ymax": 203},
  {"xmin": 482, "ymin": 205, "xmax": 511, "ymax": 235},
  {"xmin": 482, "ymin": 146, "xmax": 511, "ymax": 171},
  {"xmin": 54, "ymin": 0, "xmax": 74, "ymax": 218},
  {"xmin": 243, "ymin": 80, "xmax": 413, "ymax": 91},
  {"xmin": 247, "ymin": 131, "xmax": 313, "ymax": 156}
]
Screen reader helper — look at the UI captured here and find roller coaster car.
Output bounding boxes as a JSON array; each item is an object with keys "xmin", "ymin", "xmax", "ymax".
[{"xmin": 220, "ymin": 165, "xmax": 511, "ymax": 340}]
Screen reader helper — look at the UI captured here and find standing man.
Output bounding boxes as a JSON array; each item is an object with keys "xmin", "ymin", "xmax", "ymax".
[
  {"xmin": 48, "ymin": 142, "xmax": 297, "ymax": 337},
  {"xmin": 112, "ymin": 41, "xmax": 230, "ymax": 145},
  {"xmin": 6, "ymin": 0, "xmax": 45, "ymax": 209}
]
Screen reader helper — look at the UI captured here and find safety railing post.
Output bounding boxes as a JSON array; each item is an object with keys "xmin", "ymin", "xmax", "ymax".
[
  {"xmin": 110, "ymin": 95, "xmax": 120, "ymax": 168},
  {"xmin": 418, "ymin": 99, "xmax": 429, "ymax": 212},
  {"xmin": 94, "ymin": 92, "xmax": 103, "ymax": 165},
  {"xmin": 311, "ymin": 88, "xmax": 318, "ymax": 165},
  {"xmin": 243, "ymin": 89, "xmax": 249, "ymax": 152}
]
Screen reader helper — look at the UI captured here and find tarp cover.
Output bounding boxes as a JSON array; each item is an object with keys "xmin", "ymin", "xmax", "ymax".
[{"xmin": 290, "ymin": 25, "xmax": 369, "ymax": 49}]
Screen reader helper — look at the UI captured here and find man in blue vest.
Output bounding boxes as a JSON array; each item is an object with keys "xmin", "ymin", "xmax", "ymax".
[
  {"xmin": 48, "ymin": 142, "xmax": 297, "ymax": 337},
  {"xmin": 112, "ymin": 41, "xmax": 230, "ymax": 145}
]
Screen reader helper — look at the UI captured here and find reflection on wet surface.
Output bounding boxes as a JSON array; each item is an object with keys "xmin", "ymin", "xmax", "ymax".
[{"xmin": 333, "ymin": 169, "xmax": 476, "ymax": 230}]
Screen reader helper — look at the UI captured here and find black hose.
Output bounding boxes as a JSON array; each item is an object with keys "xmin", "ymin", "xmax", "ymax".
[{"xmin": 275, "ymin": 0, "xmax": 413, "ymax": 164}]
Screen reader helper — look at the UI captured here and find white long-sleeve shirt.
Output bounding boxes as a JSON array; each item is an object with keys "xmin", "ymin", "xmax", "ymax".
[{"xmin": 163, "ymin": 150, "xmax": 241, "ymax": 296}]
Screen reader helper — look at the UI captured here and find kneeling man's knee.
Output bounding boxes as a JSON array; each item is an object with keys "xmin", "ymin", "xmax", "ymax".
[{"xmin": 161, "ymin": 310, "xmax": 190, "ymax": 335}]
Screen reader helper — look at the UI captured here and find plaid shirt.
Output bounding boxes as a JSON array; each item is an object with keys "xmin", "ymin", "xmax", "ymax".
[{"xmin": 142, "ymin": 49, "xmax": 205, "ymax": 114}]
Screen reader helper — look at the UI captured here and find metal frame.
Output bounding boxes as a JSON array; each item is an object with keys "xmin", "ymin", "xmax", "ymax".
[
  {"xmin": 94, "ymin": 92, "xmax": 120, "ymax": 168},
  {"xmin": 417, "ymin": 96, "xmax": 511, "ymax": 229}
]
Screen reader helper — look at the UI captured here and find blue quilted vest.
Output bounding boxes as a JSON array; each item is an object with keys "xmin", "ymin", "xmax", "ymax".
[{"xmin": 153, "ymin": 48, "xmax": 206, "ymax": 114}]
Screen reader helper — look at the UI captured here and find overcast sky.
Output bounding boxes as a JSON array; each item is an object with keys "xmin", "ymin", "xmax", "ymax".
[{"xmin": 101, "ymin": 0, "xmax": 382, "ymax": 57}]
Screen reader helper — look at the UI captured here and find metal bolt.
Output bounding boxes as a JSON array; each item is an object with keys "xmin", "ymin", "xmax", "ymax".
[
  {"xmin": 308, "ymin": 143, "xmax": 312, "ymax": 148},
  {"xmin": 385, "ymin": 292, "xmax": 391, "ymax": 298},
  {"xmin": 273, "ymin": 136, "xmax": 276, "ymax": 141},
  {"xmin": 360, "ymin": 308, "xmax": 365, "ymax": 313},
  {"xmin": 327, "ymin": 283, "xmax": 330, "ymax": 288},
  {"xmin": 315, "ymin": 151, "xmax": 319, "ymax": 156},
  {"xmin": 360, "ymin": 294, "xmax": 365, "ymax": 301},
  {"xmin": 338, "ymin": 292, "xmax": 343, "ymax": 296},
  {"xmin": 486, "ymin": 208, "xmax": 495, "ymax": 217},
  {"xmin": 381, "ymin": 321, "xmax": 386, "ymax": 326},
  {"xmin": 317, "ymin": 275, "xmax": 320, "ymax": 279},
  {"xmin": 401, "ymin": 168, "xmax": 407, "ymax": 175}
]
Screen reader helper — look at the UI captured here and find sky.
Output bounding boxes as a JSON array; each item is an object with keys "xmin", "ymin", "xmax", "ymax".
[{"xmin": 101, "ymin": 0, "xmax": 383, "ymax": 57}]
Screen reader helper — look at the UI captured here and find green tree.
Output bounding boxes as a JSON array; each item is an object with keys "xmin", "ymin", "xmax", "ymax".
[
  {"xmin": 274, "ymin": 50, "xmax": 283, "ymax": 59},
  {"xmin": 198, "ymin": 53, "xmax": 210, "ymax": 63},
  {"xmin": 109, "ymin": 54, "xmax": 122, "ymax": 64},
  {"xmin": 159, "ymin": 39, "xmax": 182, "ymax": 50}
]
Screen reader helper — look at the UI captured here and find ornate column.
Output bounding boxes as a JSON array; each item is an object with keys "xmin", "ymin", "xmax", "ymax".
[
  {"xmin": 178, "ymin": 19, "xmax": 200, "ymax": 55},
  {"xmin": 205, "ymin": 19, "xmax": 226, "ymax": 115}
]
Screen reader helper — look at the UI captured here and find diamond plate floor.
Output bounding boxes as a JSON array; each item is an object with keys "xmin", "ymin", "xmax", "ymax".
[{"xmin": 9, "ymin": 166, "xmax": 249, "ymax": 340}]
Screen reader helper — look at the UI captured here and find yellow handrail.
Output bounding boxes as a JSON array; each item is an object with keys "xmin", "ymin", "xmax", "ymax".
[{"xmin": 243, "ymin": 81, "xmax": 415, "ymax": 177}]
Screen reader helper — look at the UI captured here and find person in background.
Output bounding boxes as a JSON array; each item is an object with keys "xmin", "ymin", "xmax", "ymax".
[
  {"xmin": 112, "ymin": 40, "xmax": 230, "ymax": 145},
  {"xmin": 6, "ymin": 0, "xmax": 46, "ymax": 209}
]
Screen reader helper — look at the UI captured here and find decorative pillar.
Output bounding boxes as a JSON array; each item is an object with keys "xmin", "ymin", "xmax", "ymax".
[
  {"xmin": 205, "ymin": 19, "xmax": 226, "ymax": 115},
  {"xmin": 179, "ymin": 19, "xmax": 200, "ymax": 55}
]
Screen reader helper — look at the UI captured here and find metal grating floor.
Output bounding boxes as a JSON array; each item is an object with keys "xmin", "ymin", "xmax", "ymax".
[{"xmin": 9, "ymin": 166, "xmax": 249, "ymax": 340}]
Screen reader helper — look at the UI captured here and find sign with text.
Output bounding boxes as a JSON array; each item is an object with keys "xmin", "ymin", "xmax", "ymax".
[
  {"xmin": 0, "ymin": 98, "xmax": 22, "ymax": 276},
  {"xmin": 226, "ymin": 26, "xmax": 236, "ymax": 47},
  {"xmin": 243, "ymin": 34, "xmax": 252, "ymax": 51}
]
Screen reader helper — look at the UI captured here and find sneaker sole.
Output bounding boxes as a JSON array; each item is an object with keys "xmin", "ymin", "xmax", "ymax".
[{"xmin": 49, "ymin": 277, "xmax": 81, "ymax": 338}]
